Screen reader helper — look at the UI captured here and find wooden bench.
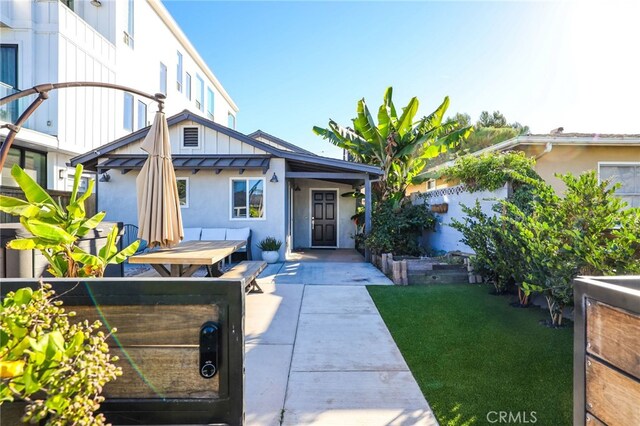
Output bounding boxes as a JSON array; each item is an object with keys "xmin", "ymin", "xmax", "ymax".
[{"xmin": 219, "ymin": 261, "xmax": 267, "ymax": 293}]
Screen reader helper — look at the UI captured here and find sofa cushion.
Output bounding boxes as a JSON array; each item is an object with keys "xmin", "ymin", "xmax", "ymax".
[
  {"xmin": 182, "ymin": 227, "xmax": 202, "ymax": 241},
  {"xmin": 201, "ymin": 228, "xmax": 226, "ymax": 240},
  {"xmin": 226, "ymin": 227, "xmax": 251, "ymax": 251}
]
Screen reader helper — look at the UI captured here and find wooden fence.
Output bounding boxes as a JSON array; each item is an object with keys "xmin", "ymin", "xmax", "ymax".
[{"xmin": 0, "ymin": 186, "xmax": 96, "ymax": 223}]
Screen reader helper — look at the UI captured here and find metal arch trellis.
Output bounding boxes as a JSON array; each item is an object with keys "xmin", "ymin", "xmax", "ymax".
[{"xmin": 0, "ymin": 81, "xmax": 166, "ymax": 171}]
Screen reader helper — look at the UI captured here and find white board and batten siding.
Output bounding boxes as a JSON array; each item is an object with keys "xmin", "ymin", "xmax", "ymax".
[
  {"xmin": 110, "ymin": 123, "xmax": 268, "ymax": 156},
  {"xmin": 415, "ymin": 184, "xmax": 509, "ymax": 253}
]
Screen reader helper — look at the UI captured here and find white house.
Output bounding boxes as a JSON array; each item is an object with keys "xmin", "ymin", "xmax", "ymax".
[
  {"xmin": 70, "ymin": 111, "xmax": 382, "ymax": 259},
  {"xmin": 0, "ymin": 0, "xmax": 238, "ymax": 192}
]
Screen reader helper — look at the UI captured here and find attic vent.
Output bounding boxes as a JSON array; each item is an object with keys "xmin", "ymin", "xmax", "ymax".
[{"xmin": 183, "ymin": 127, "xmax": 199, "ymax": 147}]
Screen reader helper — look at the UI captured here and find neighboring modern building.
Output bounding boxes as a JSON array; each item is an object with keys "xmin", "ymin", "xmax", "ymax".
[
  {"xmin": 0, "ymin": 0, "xmax": 238, "ymax": 192},
  {"xmin": 70, "ymin": 110, "xmax": 382, "ymax": 258},
  {"xmin": 410, "ymin": 133, "xmax": 640, "ymax": 207}
]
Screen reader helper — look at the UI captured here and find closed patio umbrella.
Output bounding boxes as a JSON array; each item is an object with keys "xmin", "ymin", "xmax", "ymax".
[{"xmin": 136, "ymin": 111, "xmax": 183, "ymax": 248}]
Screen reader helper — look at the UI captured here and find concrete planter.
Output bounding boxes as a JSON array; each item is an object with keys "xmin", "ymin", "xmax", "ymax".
[{"xmin": 261, "ymin": 251, "xmax": 279, "ymax": 264}]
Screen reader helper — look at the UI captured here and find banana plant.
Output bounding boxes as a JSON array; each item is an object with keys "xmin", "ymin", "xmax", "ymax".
[
  {"xmin": 314, "ymin": 87, "xmax": 473, "ymax": 204},
  {"xmin": 0, "ymin": 164, "xmax": 139, "ymax": 277}
]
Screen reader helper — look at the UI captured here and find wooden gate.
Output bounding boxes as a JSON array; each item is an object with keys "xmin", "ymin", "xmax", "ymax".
[{"xmin": 0, "ymin": 278, "xmax": 245, "ymax": 425}]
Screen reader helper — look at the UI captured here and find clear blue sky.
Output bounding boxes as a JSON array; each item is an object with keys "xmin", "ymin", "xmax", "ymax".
[{"xmin": 164, "ymin": 1, "xmax": 640, "ymax": 158}]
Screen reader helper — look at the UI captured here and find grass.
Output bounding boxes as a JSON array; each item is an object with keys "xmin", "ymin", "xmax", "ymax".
[{"xmin": 367, "ymin": 284, "xmax": 573, "ymax": 426}]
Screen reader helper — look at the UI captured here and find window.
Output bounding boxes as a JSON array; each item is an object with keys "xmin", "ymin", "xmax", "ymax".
[
  {"xmin": 159, "ymin": 62, "xmax": 167, "ymax": 95},
  {"xmin": 137, "ymin": 100, "xmax": 147, "ymax": 130},
  {"xmin": 185, "ymin": 73, "xmax": 191, "ymax": 100},
  {"xmin": 1, "ymin": 147, "xmax": 46, "ymax": 188},
  {"xmin": 206, "ymin": 87, "xmax": 214, "ymax": 119},
  {"xmin": 60, "ymin": 0, "xmax": 74, "ymax": 11},
  {"xmin": 227, "ymin": 113, "xmax": 236, "ymax": 129},
  {"xmin": 125, "ymin": 0, "xmax": 134, "ymax": 48},
  {"xmin": 599, "ymin": 163, "xmax": 640, "ymax": 208},
  {"xmin": 176, "ymin": 51, "xmax": 183, "ymax": 92},
  {"xmin": 176, "ymin": 178, "xmax": 189, "ymax": 207},
  {"xmin": 182, "ymin": 127, "xmax": 199, "ymax": 148},
  {"xmin": 195, "ymin": 75, "xmax": 204, "ymax": 111},
  {"xmin": 123, "ymin": 93, "xmax": 133, "ymax": 131},
  {"xmin": 231, "ymin": 178, "xmax": 265, "ymax": 219},
  {"xmin": 0, "ymin": 44, "xmax": 19, "ymax": 122}
]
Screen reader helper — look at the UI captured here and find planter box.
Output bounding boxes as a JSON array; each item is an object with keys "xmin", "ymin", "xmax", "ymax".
[
  {"xmin": 376, "ymin": 253, "xmax": 468, "ymax": 285},
  {"xmin": 0, "ymin": 278, "xmax": 245, "ymax": 425}
]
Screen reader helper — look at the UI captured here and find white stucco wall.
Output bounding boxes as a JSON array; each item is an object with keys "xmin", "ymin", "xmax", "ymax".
[
  {"xmin": 415, "ymin": 184, "xmax": 509, "ymax": 253},
  {"xmin": 292, "ymin": 179, "xmax": 357, "ymax": 249},
  {"xmin": 98, "ymin": 156, "xmax": 286, "ymax": 259}
]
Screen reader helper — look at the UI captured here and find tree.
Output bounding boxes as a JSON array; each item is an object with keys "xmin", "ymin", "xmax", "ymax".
[{"xmin": 313, "ymin": 87, "xmax": 472, "ymax": 204}]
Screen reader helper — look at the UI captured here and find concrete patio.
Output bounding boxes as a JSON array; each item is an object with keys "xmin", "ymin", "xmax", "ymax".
[{"xmin": 245, "ymin": 251, "xmax": 437, "ymax": 425}]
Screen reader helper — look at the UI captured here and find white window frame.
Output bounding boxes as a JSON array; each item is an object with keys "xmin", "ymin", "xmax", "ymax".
[
  {"xmin": 176, "ymin": 177, "xmax": 189, "ymax": 208},
  {"xmin": 159, "ymin": 62, "xmax": 167, "ymax": 95},
  {"xmin": 598, "ymin": 161, "xmax": 640, "ymax": 205},
  {"xmin": 207, "ymin": 87, "xmax": 214, "ymax": 119},
  {"xmin": 123, "ymin": 93, "xmax": 133, "ymax": 131},
  {"xmin": 180, "ymin": 125, "xmax": 201, "ymax": 149},
  {"xmin": 229, "ymin": 177, "xmax": 267, "ymax": 221},
  {"xmin": 137, "ymin": 100, "xmax": 147, "ymax": 130},
  {"xmin": 124, "ymin": 0, "xmax": 134, "ymax": 48},
  {"xmin": 176, "ymin": 51, "xmax": 183, "ymax": 92},
  {"xmin": 185, "ymin": 72, "xmax": 192, "ymax": 100},
  {"xmin": 228, "ymin": 112, "xmax": 236, "ymax": 129},
  {"xmin": 196, "ymin": 75, "xmax": 204, "ymax": 111}
]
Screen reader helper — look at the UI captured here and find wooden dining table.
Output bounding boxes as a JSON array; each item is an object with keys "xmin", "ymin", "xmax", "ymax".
[{"xmin": 128, "ymin": 240, "xmax": 246, "ymax": 277}]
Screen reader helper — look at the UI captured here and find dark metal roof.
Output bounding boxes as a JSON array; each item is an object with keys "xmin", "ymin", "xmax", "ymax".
[
  {"xmin": 70, "ymin": 109, "xmax": 382, "ymax": 176},
  {"xmin": 248, "ymin": 130, "xmax": 316, "ymax": 155},
  {"xmin": 97, "ymin": 155, "xmax": 271, "ymax": 174}
]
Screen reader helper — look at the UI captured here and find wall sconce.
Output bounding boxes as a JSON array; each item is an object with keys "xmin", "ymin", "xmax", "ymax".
[
  {"xmin": 90, "ymin": 0, "xmax": 102, "ymax": 7},
  {"xmin": 99, "ymin": 172, "xmax": 111, "ymax": 182},
  {"xmin": 58, "ymin": 169, "xmax": 66, "ymax": 180},
  {"xmin": 270, "ymin": 173, "xmax": 278, "ymax": 183}
]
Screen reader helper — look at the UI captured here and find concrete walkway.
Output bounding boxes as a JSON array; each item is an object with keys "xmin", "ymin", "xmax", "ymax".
[{"xmin": 245, "ymin": 259, "xmax": 437, "ymax": 426}]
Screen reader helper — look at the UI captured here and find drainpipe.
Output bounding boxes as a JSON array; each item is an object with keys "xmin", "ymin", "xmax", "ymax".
[{"xmin": 535, "ymin": 142, "xmax": 553, "ymax": 160}]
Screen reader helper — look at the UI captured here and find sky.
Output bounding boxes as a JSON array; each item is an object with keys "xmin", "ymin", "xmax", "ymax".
[{"xmin": 164, "ymin": 0, "xmax": 640, "ymax": 158}]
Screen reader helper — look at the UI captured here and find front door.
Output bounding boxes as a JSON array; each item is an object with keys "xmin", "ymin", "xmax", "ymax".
[{"xmin": 311, "ymin": 190, "xmax": 337, "ymax": 247}]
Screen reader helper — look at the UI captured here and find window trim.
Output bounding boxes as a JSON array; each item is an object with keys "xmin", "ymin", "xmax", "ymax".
[
  {"xmin": 136, "ymin": 100, "xmax": 147, "ymax": 130},
  {"xmin": 159, "ymin": 62, "xmax": 167, "ymax": 95},
  {"xmin": 185, "ymin": 72, "xmax": 192, "ymax": 100},
  {"xmin": 206, "ymin": 87, "xmax": 214, "ymax": 119},
  {"xmin": 176, "ymin": 177, "xmax": 189, "ymax": 208},
  {"xmin": 227, "ymin": 112, "xmax": 236, "ymax": 129},
  {"xmin": 196, "ymin": 74, "xmax": 204, "ymax": 111},
  {"xmin": 124, "ymin": 0, "xmax": 134, "ymax": 48},
  {"xmin": 3, "ymin": 146, "xmax": 47, "ymax": 188},
  {"xmin": 123, "ymin": 93, "xmax": 134, "ymax": 131},
  {"xmin": 176, "ymin": 51, "xmax": 183, "ymax": 92},
  {"xmin": 181, "ymin": 125, "xmax": 201, "ymax": 149},
  {"xmin": 229, "ymin": 177, "xmax": 267, "ymax": 221}
]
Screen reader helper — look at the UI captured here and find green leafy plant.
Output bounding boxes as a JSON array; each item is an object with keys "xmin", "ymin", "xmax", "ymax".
[
  {"xmin": 314, "ymin": 87, "xmax": 472, "ymax": 204},
  {"xmin": 0, "ymin": 284, "xmax": 121, "ymax": 425},
  {"xmin": 257, "ymin": 237, "xmax": 282, "ymax": 252},
  {"xmin": 0, "ymin": 164, "xmax": 139, "ymax": 277},
  {"xmin": 365, "ymin": 199, "xmax": 436, "ymax": 256}
]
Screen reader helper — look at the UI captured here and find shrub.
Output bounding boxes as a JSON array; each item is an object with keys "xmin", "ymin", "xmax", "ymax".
[
  {"xmin": 0, "ymin": 284, "xmax": 121, "ymax": 424},
  {"xmin": 365, "ymin": 200, "xmax": 436, "ymax": 256},
  {"xmin": 257, "ymin": 237, "xmax": 282, "ymax": 251}
]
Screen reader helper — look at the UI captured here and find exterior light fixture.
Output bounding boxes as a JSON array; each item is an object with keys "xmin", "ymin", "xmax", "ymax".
[
  {"xmin": 294, "ymin": 185, "xmax": 301, "ymax": 191},
  {"xmin": 58, "ymin": 169, "xmax": 66, "ymax": 180},
  {"xmin": 99, "ymin": 172, "xmax": 111, "ymax": 182},
  {"xmin": 90, "ymin": 0, "xmax": 102, "ymax": 7},
  {"xmin": 270, "ymin": 173, "xmax": 278, "ymax": 183}
]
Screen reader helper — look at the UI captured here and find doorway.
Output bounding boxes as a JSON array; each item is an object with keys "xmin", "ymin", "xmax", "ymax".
[{"xmin": 311, "ymin": 190, "xmax": 337, "ymax": 247}]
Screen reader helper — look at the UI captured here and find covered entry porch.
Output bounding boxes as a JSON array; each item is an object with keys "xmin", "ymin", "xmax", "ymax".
[{"xmin": 283, "ymin": 159, "xmax": 380, "ymax": 260}]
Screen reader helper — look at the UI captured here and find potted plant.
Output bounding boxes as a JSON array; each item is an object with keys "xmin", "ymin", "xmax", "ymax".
[{"xmin": 257, "ymin": 237, "xmax": 282, "ymax": 264}]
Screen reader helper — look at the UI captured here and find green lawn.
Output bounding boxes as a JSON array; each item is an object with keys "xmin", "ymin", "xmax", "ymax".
[{"xmin": 368, "ymin": 284, "xmax": 573, "ymax": 426}]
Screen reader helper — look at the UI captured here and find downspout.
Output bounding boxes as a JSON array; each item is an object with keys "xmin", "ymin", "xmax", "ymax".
[{"xmin": 535, "ymin": 142, "xmax": 553, "ymax": 160}]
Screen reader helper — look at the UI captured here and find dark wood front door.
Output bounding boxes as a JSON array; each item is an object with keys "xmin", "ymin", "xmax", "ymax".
[{"xmin": 311, "ymin": 190, "xmax": 337, "ymax": 247}]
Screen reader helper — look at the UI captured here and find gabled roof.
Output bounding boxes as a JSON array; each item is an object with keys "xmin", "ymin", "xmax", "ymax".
[
  {"xmin": 248, "ymin": 130, "xmax": 316, "ymax": 155},
  {"xmin": 70, "ymin": 110, "xmax": 382, "ymax": 176}
]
